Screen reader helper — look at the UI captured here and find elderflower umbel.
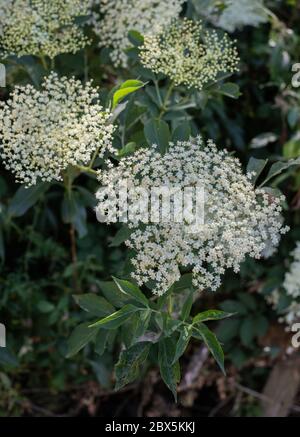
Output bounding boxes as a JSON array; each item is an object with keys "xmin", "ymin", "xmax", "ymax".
[
  {"xmin": 96, "ymin": 137, "xmax": 287, "ymax": 295},
  {"xmin": 217, "ymin": 0, "xmax": 268, "ymax": 33},
  {"xmin": 283, "ymin": 243, "xmax": 300, "ymax": 299},
  {"xmin": 139, "ymin": 19, "xmax": 240, "ymax": 90},
  {"xmin": 0, "ymin": 0, "xmax": 90, "ymax": 59},
  {"xmin": 0, "ymin": 73, "xmax": 114, "ymax": 186},
  {"xmin": 265, "ymin": 244, "xmax": 300, "ymax": 326},
  {"xmin": 90, "ymin": 0, "xmax": 185, "ymax": 68}
]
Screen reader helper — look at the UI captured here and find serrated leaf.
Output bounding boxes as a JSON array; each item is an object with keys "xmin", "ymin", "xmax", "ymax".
[
  {"xmin": 115, "ymin": 342, "xmax": 150, "ymax": 390},
  {"xmin": 89, "ymin": 304, "xmax": 141, "ymax": 329},
  {"xmin": 158, "ymin": 338, "xmax": 178, "ymax": 401},
  {"xmin": 113, "ymin": 277, "xmax": 149, "ymax": 307},
  {"xmin": 193, "ymin": 310, "xmax": 233, "ymax": 324},
  {"xmin": 260, "ymin": 158, "xmax": 300, "ymax": 187},
  {"xmin": 67, "ymin": 322, "xmax": 99, "ymax": 357},
  {"xmin": 172, "ymin": 325, "xmax": 193, "ymax": 364},
  {"xmin": 122, "ymin": 309, "xmax": 151, "ymax": 347},
  {"xmin": 193, "ymin": 324, "xmax": 225, "ymax": 374},
  {"xmin": 73, "ymin": 294, "xmax": 115, "ymax": 317}
]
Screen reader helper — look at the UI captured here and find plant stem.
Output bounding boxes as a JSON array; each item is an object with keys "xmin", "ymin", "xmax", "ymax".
[
  {"xmin": 40, "ymin": 55, "xmax": 48, "ymax": 71},
  {"xmin": 69, "ymin": 223, "xmax": 79, "ymax": 293},
  {"xmin": 159, "ymin": 82, "xmax": 175, "ymax": 119},
  {"xmin": 76, "ymin": 165, "xmax": 98, "ymax": 176}
]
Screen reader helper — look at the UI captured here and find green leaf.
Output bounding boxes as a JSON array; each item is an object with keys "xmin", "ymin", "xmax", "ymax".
[
  {"xmin": 172, "ymin": 122, "xmax": 191, "ymax": 143},
  {"xmin": 67, "ymin": 322, "xmax": 99, "ymax": 357},
  {"xmin": 73, "ymin": 294, "xmax": 115, "ymax": 317},
  {"xmin": 193, "ymin": 324, "xmax": 225, "ymax": 374},
  {"xmin": 37, "ymin": 300, "xmax": 55, "ymax": 314},
  {"xmin": 260, "ymin": 158, "xmax": 300, "ymax": 187},
  {"xmin": 173, "ymin": 273, "xmax": 194, "ymax": 293},
  {"xmin": 113, "ymin": 277, "xmax": 149, "ymax": 307},
  {"xmin": 90, "ymin": 360, "xmax": 112, "ymax": 389},
  {"xmin": 253, "ymin": 315, "xmax": 269, "ymax": 337},
  {"xmin": 172, "ymin": 325, "xmax": 193, "ymax": 364},
  {"xmin": 180, "ymin": 290, "xmax": 194, "ymax": 321},
  {"xmin": 193, "ymin": 310, "xmax": 233, "ymax": 324},
  {"xmin": 94, "ymin": 329, "xmax": 110, "ymax": 356},
  {"xmin": 144, "ymin": 119, "xmax": 171, "ymax": 154},
  {"xmin": 240, "ymin": 317, "xmax": 255, "ymax": 346},
  {"xmin": 89, "ymin": 304, "xmax": 141, "ymax": 329},
  {"xmin": 128, "ymin": 30, "xmax": 144, "ymax": 47},
  {"xmin": 122, "ymin": 309, "xmax": 151, "ymax": 347},
  {"xmin": 117, "ymin": 142, "xmax": 137, "ymax": 158},
  {"xmin": 158, "ymin": 338, "xmax": 178, "ymax": 401},
  {"xmin": 237, "ymin": 292, "xmax": 256, "ymax": 311},
  {"xmin": 0, "ymin": 226, "xmax": 4, "ymax": 262},
  {"xmin": 8, "ymin": 183, "xmax": 49, "ymax": 217},
  {"xmin": 61, "ymin": 191, "xmax": 87, "ymax": 238},
  {"xmin": 218, "ymin": 82, "xmax": 241, "ymax": 99},
  {"xmin": 217, "ymin": 318, "xmax": 241, "ymax": 342},
  {"xmin": 283, "ymin": 138, "xmax": 300, "ymax": 159},
  {"xmin": 220, "ymin": 300, "xmax": 248, "ymax": 315},
  {"xmin": 112, "ymin": 80, "xmax": 145, "ymax": 109},
  {"xmin": 109, "ymin": 226, "xmax": 133, "ymax": 247},
  {"xmin": 246, "ymin": 157, "xmax": 268, "ymax": 184},
  {"xmin": 97, "ymin": 280, "xmax": 129, "ymax": 308},
  {"xmin": 115, "ymin": 342, "xmax": 150, "ymax": 390}
]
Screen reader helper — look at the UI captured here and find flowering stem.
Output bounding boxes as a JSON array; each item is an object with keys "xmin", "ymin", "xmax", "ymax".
[
  {"xmin": 154, "ymin": 80, "xmax": 163, "ymax": 107},
  {"xmin": 159, "ymin": 82, "xmax": 175, "ymax": 119},
  {"xmin": 76, "ymin": 165, "xmax": 98, "ymax": 176},
  {"xmin": 40, "ymin": 55, "xmax": 48, "ymax": 71}
]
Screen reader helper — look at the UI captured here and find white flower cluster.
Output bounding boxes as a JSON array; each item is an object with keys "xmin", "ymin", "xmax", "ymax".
[
  {"xmin": 0, "ymin": 73, "xmax": 114, "ymax": 186},
  {"xmin": 96, "ymin": 137, "xmax": 287, "ymax": 295},
  {"xmin": 217, "ymin": 0, "xmax": 268, "ymax": 33},
  {"xmin": 0, "ymin": 0, "xmax": 90, "ymax": 59},
  {"xmin": 139, "ymin": 19, "xmax": 240, "ymax": 90},
  {"xmin": 90, "ymin": 0, "xmax": 185, "ymax": 68},
  {"xmin": 283, "ymin": 243, "xmax": 300, "ymax": 299},
  {"xmin": 266, "ymin": 243, "xmax": 300, "ymax": 326}
]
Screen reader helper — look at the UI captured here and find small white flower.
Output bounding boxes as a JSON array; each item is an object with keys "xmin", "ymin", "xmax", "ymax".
[
  {"xmin": 96, "ymin": 137, "xmax": 287, "ymax": 295},
  {"xmin": 90, "ymin": 0, "xmax": 185, "ymax": 68},
  {"xmin": 139, "ymin": 19, "xmax": 240, "ymax": 90},
  {"xmin": 0, "ymin": 72, "xmax": 115, "ymax": 186},
  {"xmin": 0, "ymin": 0, "xmax": 91, "ymax": 58}
]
